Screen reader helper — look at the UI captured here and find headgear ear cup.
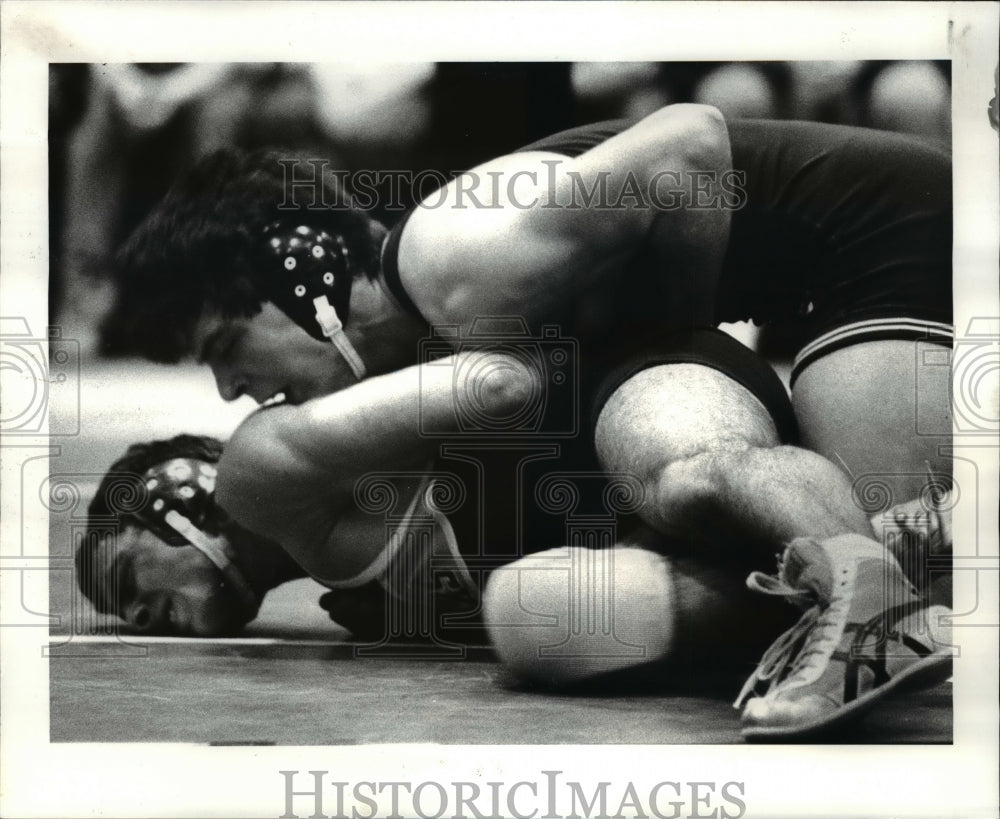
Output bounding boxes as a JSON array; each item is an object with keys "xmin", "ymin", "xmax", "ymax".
[
  {"xmin": 261, "ymin": 223, "xmax": 366, "ymax": 380},
  {"xmin": 137, "ymin": 458, "xmax": 259, "ymax": 619},
  {"xmin": 138, "ymin": 458, "xmax": 217, "ymax": 541}
]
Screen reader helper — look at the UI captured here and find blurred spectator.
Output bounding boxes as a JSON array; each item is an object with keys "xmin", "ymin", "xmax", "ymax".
[
  {"xmin": 572, "ymin": 62, "xmax": 792, "ymax": 122},
  {"xmin": 426, "ymin": 63, "xmax": 575, "ymax": 175},
  {"xmin": 54, "ymin": 63, "xmax": 331, "ymax": 354},
  {"xmin": 309, "ymin": 63, "xmax": 574, "ymax": 223},
  {"xmin": 571, "ymin": 62, "xmax": 668, "ymax": 120},
  {"xmin": 787, "ymin": 61, "xmax": 866, "ymax": 123},
  {"xmin": 690, "ymin": 63, "xmax": 786, "ymax": 120},
  {"xmin": 310, "ymin": 63, "xmax": 436, "ymax": 155},
  {"xmin": 789, "ymin": 60, "xmax": 950, "ymax": 147},
  {"xmin": 862, "ymin": 61, "xmax": 950, "ymax": 147},
  {"xmin": 49, "ymin": 64, "xmax": 91, "ymax": 323},
  {"xmin": 51, "ymin": 60, "xmax": 952, "ymax": 358}
]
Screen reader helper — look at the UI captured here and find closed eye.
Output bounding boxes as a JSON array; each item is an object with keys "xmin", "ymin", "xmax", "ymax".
[
  {"xmin": 112, "ymin": 552, "xmax": 135, "ymax": 613},
  {"xmin": 197, "ymin": 328, "xmax": 224, "ymax": 364},
  {"xmin": 197, "ymin": 327, "xmax": 240, "ymax": 365}
]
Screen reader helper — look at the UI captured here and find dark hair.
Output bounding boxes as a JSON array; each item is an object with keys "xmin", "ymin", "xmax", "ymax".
[
  {"xmin": 101, "ymin": 148, "xmax": 384, "ymax": 362},
  {"xmin": 76, "ymin": 434, "xmax": 224, "ymax": 613}
]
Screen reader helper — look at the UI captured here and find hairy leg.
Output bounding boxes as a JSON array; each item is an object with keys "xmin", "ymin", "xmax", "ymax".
[{"xmin": 593, "ymin": 364, "xmax": 874, "ymax": 554}]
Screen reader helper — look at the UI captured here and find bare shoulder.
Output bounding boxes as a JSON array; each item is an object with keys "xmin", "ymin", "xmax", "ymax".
[
  {"xmin": 224, "ymin": 404, "xmax": 298, "ymax": 457},
  {"xmin": 394, "ymin": 103, "xmax": 730, "ymax": 326},
  {"xmin": 216, "ymin": 406, "xmax": 299, "ymax": 498},
  {"xmin": 397, "ymin": 150, "xmax": 584, "ymax": 324}
]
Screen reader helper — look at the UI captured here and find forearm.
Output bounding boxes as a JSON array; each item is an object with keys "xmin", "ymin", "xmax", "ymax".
[
  {"xmin": 216, "ymin": 351, "xmax": 535, "ymax": 534},
  {"xmin": 259, "ymin": 350, "xmax": 533, "ymax": 475}
]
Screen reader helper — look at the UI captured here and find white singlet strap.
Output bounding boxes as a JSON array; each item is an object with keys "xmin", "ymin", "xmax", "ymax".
[
  {"xmin": 316, "ymin": 471, "xmax": 433, "ymax": 590},
  {"xmin": 424, "ymin": 482, "xmax": 479, "ymax": 601}
]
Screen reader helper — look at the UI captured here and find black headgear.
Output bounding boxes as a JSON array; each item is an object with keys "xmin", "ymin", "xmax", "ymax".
[
  {"xmin": 135, "ymin": 458, "xmax": 223, "ymax": 545},
  {"xmin": 134, "ymin": 457, "xmax": 258, "ymax": 618},
  {"xmin": 260, "ymin": 223, "xmax": 353, "ymax": 341}
]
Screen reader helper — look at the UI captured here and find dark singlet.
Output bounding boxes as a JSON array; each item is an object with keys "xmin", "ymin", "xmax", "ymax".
[
  {"xmin": 378, "ymin": 121, "xmax": 803, "ymax": 443},
  {"xmin": 510, "ymin": 117, "xmax": 953, "ymax": 335}
]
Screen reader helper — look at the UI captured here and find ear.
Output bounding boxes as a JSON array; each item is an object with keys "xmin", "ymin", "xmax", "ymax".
[{"xmin": 366, "ymin": 217, "xmax": 389, "ymax": 251}]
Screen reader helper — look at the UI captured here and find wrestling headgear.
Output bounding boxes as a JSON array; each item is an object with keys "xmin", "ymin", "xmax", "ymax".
[
  {"xmin": 260, "ymin": 223, "xmax": 367, "ymax": 380},
  {"xmin": 135, "ymin": 458, "xmax": 259, "ymax": 619}
]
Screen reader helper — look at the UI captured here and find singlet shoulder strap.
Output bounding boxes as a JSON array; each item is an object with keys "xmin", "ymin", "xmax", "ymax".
[
  {"xmin": 312, "ymin": 471, "xmax": 432, "ymax": 590},
  {"xmin": 379, "ymin": 211, "xmax": 426, "ymax": 321}
]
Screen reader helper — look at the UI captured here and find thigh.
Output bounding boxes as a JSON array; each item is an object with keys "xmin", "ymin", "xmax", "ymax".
[
  {"xmin": 483, "ymin": 545, "xmax": 676, "ymax": 687},
  {"xmin": 594, "ymin": 362, "xmax": 781, "ymax": 481},
  {"xmin": 792, "ymin": 339, "xmax": 952, "ymax": 507},
  {"xmin": 483, "ymin": 540, "xmax": 798, "ymax": 688},
  {"xmin": 587, "ymin": 327, "xmax": 799, "ymax": 539}
]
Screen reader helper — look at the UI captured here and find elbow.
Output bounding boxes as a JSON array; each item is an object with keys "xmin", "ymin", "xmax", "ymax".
[
  {"xmin": 678, "ymin": 105, "xmax": 729, "ymax": 165},
  {"xmin": 646, "ymin": 103, "xmax": 730, "ymax": 168},
  {"xmin": 655, "ymin": 102, "xmax": 726, "ymax": 138},
  {"xmin": 455, "ymin": 349, "xmax": 543, "ymax": 427},
  {"xmin": 494, "ymin": 355, "xmax": 542, "ymax": 413}
]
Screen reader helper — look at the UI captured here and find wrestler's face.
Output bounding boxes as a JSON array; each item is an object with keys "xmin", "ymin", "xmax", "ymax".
[
  {"xmin": 195, "ymin": 302, "xmax": 355, "ymax": 405},
  {"xmin": 105, "ymin": 526, "xmax": 252, "ymax": 637}
]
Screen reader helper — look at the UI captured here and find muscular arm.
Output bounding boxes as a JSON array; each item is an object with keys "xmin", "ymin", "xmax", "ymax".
[
  {"xmin": 400, "ymin": 103, "xmax": 733, "ymax": 329},
  {"xmin": 216, "ymin": 351, "xmax": 536, "ymax": 574}
]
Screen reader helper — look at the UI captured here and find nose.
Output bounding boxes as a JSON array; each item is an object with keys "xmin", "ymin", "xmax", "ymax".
[
  {"xmin": 212, "ymin": 367, "xmax": 246, "ymax": 402},
  {"xmin": 127, "ymin": 602, "xmax": 152, "ymax": 632},
  {"xmin": 125, "ymin": 595, "xmax": 169, "ymax": 634}
]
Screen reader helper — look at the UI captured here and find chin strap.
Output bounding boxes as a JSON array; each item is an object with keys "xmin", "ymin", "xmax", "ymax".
[
  {"xmin": 262, "ymin": 222, "xmax": 368, "ymax": 384},
  {"xmin": 162, "ymin": 511, "xmax": 260, "ymax": 620},
  {"xmin": 138, "ymin": 458, "xmax": 259, "ymax": 620},
  {"xmin": 313, "ymin": 295, "xmax": 366, "ymax": 381}
]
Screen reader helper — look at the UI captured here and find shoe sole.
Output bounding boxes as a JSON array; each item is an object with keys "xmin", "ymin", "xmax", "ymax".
[{"xmin": 741, "ymin": 650, "xmax": 953, "ymax": 742}]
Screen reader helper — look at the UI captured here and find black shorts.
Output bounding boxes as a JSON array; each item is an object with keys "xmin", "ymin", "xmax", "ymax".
[
  {"xmin": 789, "ymin": 318, "xmax": 953, "ymax": 385},
  {"xmin": 520, "ymin": 118, "xmax": 954, "ymax": 382},
  {"xmin": 585, "ymin": 326, "xmax": 799, "ymax": 445},
  {"xmin": 720, "ymin": 120, "xmax": 954, "ymax": 380}
]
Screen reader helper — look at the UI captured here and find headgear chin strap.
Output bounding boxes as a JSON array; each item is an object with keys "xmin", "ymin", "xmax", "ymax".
[
  {"xmin": 136, "ymin": 458, "xmax": 259, "ymax": 620},
  {"xmin": 261, "ymin": 223, "xmax": 367, "ymax": 381}
]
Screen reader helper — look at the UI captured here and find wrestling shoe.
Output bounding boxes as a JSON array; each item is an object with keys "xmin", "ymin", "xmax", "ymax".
[
  {"xmin": 734, "ymin": 534, "xmax": 953, "ymax": 742},
  {"xmin": 870, "ymin": 489, "xmax": 953, "ymax": 602}
]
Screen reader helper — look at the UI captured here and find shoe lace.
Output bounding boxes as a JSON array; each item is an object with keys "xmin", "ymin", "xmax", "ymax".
[
  {"xmin": 733, "ymin": 604, "xmax": 819, "ymax": 708},
  {"xmin": 733, "ymin": 568, "xmax": 817, "ymax": 708},
  {"xmin": 781, "ymin": 590, "xmax": 851, "ymax": 686},
  {"xmin": 734, "ymin": 559, "xmax": 855, "ymax": 707},
  {"xmin": 745, "ymin": 568, "xmax": 812, "ymax": 605}
]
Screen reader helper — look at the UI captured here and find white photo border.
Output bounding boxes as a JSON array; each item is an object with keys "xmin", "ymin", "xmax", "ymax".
[{"xmin": 1, "ymin": 2, "xmax": 998, "ymax": 817}]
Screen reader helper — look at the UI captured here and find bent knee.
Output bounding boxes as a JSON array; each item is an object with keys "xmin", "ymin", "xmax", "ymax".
[
  {"xmin": 484, "ymin": 547, "xmax": 676, "ymax": 687},
  {"xmin": 645, "ymin": 445, "xmax": 759, "ymax": 533}
]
